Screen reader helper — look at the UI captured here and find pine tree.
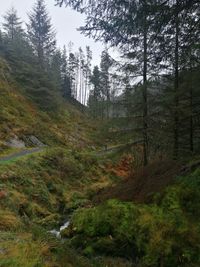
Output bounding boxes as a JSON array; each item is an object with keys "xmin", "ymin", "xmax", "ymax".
[
  {"xmin": 3, "ymin": 7, "xmax": 23, "ymax": 40},
  {"xmin": 158, "ymin": 0, "xmax": 200, "ymax": 158},
  {"xmin": 90, "ymin": 65, "xmax": 102, "ymax": 117},
  {"xmin": 1, "ymin": 7, "xmax": 37, "ymax": 85},
  {"xmin": 100, "ymin": 49, "xmax": 113, "ymax": 118},
  {"xmin": 61, "ymin": 46, "xmax": 71, "ymax": 98},
  {"xmin": 50, "ymin": 49, "xmax": 63, "ymax": 91},
  {"xmin": 27, "ymin": 0, "xmax": 56, "ymax": 67}
]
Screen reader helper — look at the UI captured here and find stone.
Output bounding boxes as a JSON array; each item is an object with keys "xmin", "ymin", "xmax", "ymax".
[
  {"xmin": 28, "ymin": 135, "xmax": 45, "ymax": 147},
  {"xmin": 5, "ymin": 136, "xmax": 25, "ymax": 148},
  {"xmin": 23, "ymin": 135, "xmax": 45, "ymax": 147}
]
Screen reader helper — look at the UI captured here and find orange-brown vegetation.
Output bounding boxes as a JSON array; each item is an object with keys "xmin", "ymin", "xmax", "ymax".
[{"xmin": 94, "ymin": 159, "xmax": 181, "ymax": 204}]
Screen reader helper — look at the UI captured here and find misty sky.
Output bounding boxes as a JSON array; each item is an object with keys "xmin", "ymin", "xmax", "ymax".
[{"xmin": 0, "ymin": 0, "xmax": 104, "ymax": 65}]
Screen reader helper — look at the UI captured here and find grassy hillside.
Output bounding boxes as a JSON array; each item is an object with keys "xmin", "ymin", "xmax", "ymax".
[
  {"xmin": 0, "ymin": 73, "xmax": 134, "ymax": 266},
  {"xmin": 0, "ymin": 147, "xmax": 131, "ymax": 266},
  {"xmin": 0, "ymin": 78, "xmax": 95, "ymax": 153}
]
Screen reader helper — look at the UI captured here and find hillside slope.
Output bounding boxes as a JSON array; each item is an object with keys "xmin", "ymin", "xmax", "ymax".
[
  {"xmin": 0, "ymin": 79, "xmax": 95, "ymax": 154},
  {"xmin": 0, "ymin": 72, "xmax": 133, "ymax": 266}
]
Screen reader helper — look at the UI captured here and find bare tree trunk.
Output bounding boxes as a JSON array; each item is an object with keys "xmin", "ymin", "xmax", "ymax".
[
  {"xmin": 173, "ymin": 0, "xmax": 179, "ymax": 160},
  {"xmin": 79, "ymin": 69, "xmax": 81, "ymax": 103},
  {"xmin": 84, "ymin": 71, "xmax": 88, "ymax": 106},
  {"xmin": 143, "ymin": 3, "xmax": 148, "ymax": 166},
  {"xmin": 190, "ymin": 85, "xmax": 194, "ymax": 152},
  {"xmin": 81, "ymin": 71, "xmax": 84, "ymax": 104},
  {"xmin": 75, "ymin": 64, "xmax": 79, "ymax": 99}
]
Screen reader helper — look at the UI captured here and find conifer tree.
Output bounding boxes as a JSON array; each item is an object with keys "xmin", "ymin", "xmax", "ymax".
[
  {"xmin": 61, "ymin": 46, "xmax": 71, "ymax": 98},
  {"xmin": 90, "ymin": 65, "xmax": 102, "ymax": 117},
  {"xmin": 3, "ymin": 7, "xmax": 23, "ymax": 40},
  {"xmin": 158, "ymin": 0, "xmax": 200, "ymax": 158},
  {"xmin": 1, "ymin": 7, "xmax": 37, "ymax": 85},
  {"xmin": 27, "ymin": 0, "xmax": 56, "ymax": 67},
  {"xmin": 50, "ymin": 49, "xmax": 63, "ymax": 91},
  {"xmin": 100, "ymin": 49, "xmax": 113, "ymax": 118}
]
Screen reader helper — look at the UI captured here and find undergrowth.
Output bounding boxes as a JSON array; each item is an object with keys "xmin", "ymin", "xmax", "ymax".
[{"xmin": 61, "ymin": 168, "xmax": 200, "ymax": 267}]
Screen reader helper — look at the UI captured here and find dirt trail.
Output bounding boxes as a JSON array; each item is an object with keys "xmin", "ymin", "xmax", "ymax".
[
  {"xmin": 0, "ymin": 144, "xmax": 116, "ymax": 163},
  {"xmin": 0, "ymin": 147, "xmax": 44, "ymax": 162}
]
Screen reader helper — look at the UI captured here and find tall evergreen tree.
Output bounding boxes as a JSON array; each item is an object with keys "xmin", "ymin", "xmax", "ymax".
[
  {"xmin": 100, "ymin": 49, "xmax": 113, "ymax": 118},
  {"xmin": 61, "ymin": 46, "xmax": 71, "ymax": 98},
  {"xmin": 158, "ymin": 0, "xmax": 200, "ymax": 158},
  {"xmin": 89, "ymin": 65, "xmax": 102, "ymax": 117},
  {"xmin": 27, "ymin": 0, "xmax": 56, "ymax": 67},
  {"xmin": 3, "ymin": 7, "xmax": 23, "ymax": 40},
  {"xmin": 50, "ymin": 49, "xmax": 63, "ymax": 91},
  {"xmin": 1, "ymin": 7, "xmax": 38, "ymax": 85}
]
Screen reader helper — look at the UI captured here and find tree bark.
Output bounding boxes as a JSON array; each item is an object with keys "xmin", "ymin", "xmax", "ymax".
[
  {"xmin": 173, "ymin": 0, "xmax": 179, "ymax": 160},
  {"xmin": 143, "ymin": 2, "xmax": 148, "ymax": 166},
  {"xmin": 190, "ymin": 83, "xmax": 194, "ymax": 152}
]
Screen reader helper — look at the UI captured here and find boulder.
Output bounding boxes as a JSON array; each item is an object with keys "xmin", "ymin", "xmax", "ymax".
[
  {"xmin": 5, "ymin": 136, "xmax": 25, "ymax": 148},
  {"xmin": 28, "ymin": 135, "xmax": 45, "ymax": 147},
  {"xmin": 23, "ymin": 135, "xmax": 45, "ymax": 147}
]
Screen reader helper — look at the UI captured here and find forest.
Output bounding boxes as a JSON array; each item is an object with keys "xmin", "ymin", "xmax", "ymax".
[{"xmin": 0, "ymin": 0, "xmax": 200, "ymax": 266}]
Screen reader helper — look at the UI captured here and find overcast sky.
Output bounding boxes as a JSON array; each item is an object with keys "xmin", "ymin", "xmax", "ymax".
[{"xmin": 0, "ymin": 0, "xmax": 104, "ymax": 65}]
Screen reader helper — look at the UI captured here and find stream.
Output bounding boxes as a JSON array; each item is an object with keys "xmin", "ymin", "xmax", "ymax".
[{"xmin": 49, "ymin": 220, "xmax": 70, "ymax": 238}]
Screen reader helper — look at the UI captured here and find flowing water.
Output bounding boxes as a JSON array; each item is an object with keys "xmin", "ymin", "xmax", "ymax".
[{"xmin": 49, "ymin": 221, "xmax": 70, "ymax": 238}]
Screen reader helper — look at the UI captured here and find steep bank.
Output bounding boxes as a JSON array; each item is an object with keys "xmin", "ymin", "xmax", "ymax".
[{"xmin": 0, "ymin": 78, "xmax": 95, "ymax": 153}]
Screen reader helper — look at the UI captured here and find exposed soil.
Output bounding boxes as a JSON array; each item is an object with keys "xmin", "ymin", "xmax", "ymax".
[{"xmin": 94, "ymin": 160, "xmax": 182, "ymax": 204}]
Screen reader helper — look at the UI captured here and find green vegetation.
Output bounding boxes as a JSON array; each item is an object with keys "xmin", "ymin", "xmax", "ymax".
[
  {"xmin": 0, "ymin": 0, "xmax": 199, "ymax": 266},
  {"xmin": 0, "ymin": 46, "xmax": 132, "ymax": 267},
  {"xmin": 0, "ymin": 146, "xmax": 130, "ymax": 266},
  {"xmin": 62, "ymin": 168, "xmax": 200, "ymax": 266},
  {"xmin": 0, "ymin": 76, "xmax": 199, "ymax": 265},
  {"xmin": 0, "ymin": 147, "xmax": 117, "ymax": 227}
]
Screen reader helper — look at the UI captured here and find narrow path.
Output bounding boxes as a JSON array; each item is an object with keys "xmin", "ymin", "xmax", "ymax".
[
  {"xmin": 0, "ymin": 140, "xmax": 142, "ymax": 162},
  {"xmin": 96, "ymin": 140, "xmax": 143, "ymax": 156},
  {"xmin": 0, "ymin": 147, "xmax": 44, "ymax": 162}
]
